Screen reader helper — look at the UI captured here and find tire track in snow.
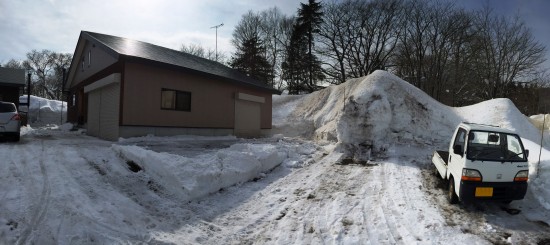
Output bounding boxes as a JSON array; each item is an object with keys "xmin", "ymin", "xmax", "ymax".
[
  {"xmin": 379, "ymin": 160, "xmax": 420, "ymax": 243},
  {"xmin": 17, "ymin": 140, "xmax": 51, "ymax": 245}
]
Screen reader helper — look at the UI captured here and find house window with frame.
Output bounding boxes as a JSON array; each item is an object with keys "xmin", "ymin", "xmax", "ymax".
[{"xmin": 161, "ymin": 88, "xmax": 191, "ymax": 111}]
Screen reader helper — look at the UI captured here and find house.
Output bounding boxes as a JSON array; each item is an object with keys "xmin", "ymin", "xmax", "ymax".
[
  {"xmin": 0, "ymin": 67, "xmax": 25, "ymax": 107},
  {"xmin": 64, "ymin": 31, "xmax": 280, "ymax": 141}
]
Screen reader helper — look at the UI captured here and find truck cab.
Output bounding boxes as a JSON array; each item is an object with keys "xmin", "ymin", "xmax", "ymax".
[{"xmin": 432, "ymin": 122, "xmax": 529, "ymax": 204}]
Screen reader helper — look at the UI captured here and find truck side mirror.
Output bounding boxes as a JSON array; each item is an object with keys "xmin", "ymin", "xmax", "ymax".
[
  {"xmin": 525, "ymin": 150, "xmax": 529, "ymax": 158},
  {"xmin": 453, "ymin": 145, "xmax": 463, "ymax": 156}
]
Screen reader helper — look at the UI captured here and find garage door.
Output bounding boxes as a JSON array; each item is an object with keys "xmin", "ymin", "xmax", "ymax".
[
  {"xmin": 85, "ymin": 74, "xmax": 120, "ymax": 141},
  {"xmin": 234, "ymin": 93, "xmax": 264, "ymax": 138},
  {"xmin": 87, "ymin": 89, "xmax": 101, "ymax": 137}
]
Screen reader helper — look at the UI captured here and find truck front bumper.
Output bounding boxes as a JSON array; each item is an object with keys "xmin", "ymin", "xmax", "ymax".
[{"xmin": 460, "ymin": 181, "xmax": 527, "ymax": 202}]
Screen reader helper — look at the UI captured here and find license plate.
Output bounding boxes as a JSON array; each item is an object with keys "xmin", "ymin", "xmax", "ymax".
[{"xmin": 475, "ymin": 187, "xmax": 493, "ymax": 197}]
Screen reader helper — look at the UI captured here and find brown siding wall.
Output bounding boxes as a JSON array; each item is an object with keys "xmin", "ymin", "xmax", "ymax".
[
  {"xmin": 67, "ymin": 62, "xmax": 123, "ymax": 124},
  {"xmin": 72, "ymin": 41, "xmax": 117, "ymax": 87},
  {"xmin": 122, "ymin": 62, "xmax": 272, "ymax": 129}
]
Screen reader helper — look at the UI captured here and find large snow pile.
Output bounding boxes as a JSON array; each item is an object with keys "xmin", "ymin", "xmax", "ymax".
[
  {"xmin": 19, "ymin": 95, "xmax": 67, "ymax": 126},
  {"xmin": 274, "ymin": 70, "xmax": 546, "ymax": 157},
  {"xmin": 274, "ymin": 71, "xmax": 460, "ymax": 159}
]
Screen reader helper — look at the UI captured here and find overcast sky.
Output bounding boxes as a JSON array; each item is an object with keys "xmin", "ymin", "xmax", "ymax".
[{"xmin": 0, "ymin": 0, "xmax": 548, "ymax": 70}]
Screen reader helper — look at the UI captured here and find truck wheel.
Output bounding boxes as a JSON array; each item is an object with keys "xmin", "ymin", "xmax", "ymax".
[{"xmin": 448, "ymin": 177, "xmax": 459, "ymax": 204}]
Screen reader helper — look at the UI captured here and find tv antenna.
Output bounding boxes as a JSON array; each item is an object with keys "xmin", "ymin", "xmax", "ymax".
[{"xmin": 210, "ymin": 23, "xmax": 224, "ymax": 62}]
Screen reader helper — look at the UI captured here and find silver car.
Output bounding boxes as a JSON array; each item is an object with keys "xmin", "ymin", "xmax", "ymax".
[{"xmin": 0, "ymin": 101, "xmax": 21, "ymax": 142}]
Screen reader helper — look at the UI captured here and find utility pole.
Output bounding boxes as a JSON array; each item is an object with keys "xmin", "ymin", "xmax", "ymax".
[
  {"xmin": 26, "ymin": 72, "xmax": 31, "ymax": 126},
  {"xmin": 537, "ymin": 108, "xmax": 547, "ymax": 178},
  {"xmin": 60, "ymin": 68, "xmax": 66, "ymax": 125},
  {"xmin": 210, "ymin": 23, "xmax": 224, "ymax": 62}
]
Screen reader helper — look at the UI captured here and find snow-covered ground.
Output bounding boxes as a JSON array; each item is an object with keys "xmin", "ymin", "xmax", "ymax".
[{"xmin": 1, "ymin": 70, "xmax": 550, "ymax": 244}]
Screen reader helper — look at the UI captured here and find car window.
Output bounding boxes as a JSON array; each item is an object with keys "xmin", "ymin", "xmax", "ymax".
[
  {"xmin": 452, "ymin": 128, "xmax": 466, "ymax": 153},
  {"xmin": 0, "ymin": 103, "xmax": 16, "ymax": 113},
  {"xmin": 467, "ymin": 131, "xmax": 526, "ymax": 161}
]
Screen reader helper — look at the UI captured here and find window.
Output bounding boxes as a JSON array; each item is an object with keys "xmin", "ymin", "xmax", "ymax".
[
  {"xmin": 452, "ymin": 128, "xmax": 466, "ymax": 154},
  {"xmin": 70, "ymin": 93, "xmax": 76, "ymax": 107},
  {"xmin": 0, "ymin": 103, "xmax": 16, "ymax": 112},
  {"xmin": 161, "ymin": 89, "xmax": 191, "ymax": 111},
  {"xmin": 466, "ymin": 131, "xmax": 527, "ymax": 162}
]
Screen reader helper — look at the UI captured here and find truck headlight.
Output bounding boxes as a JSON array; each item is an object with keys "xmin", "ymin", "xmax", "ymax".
[
  {"xmin": 514, "ymin": 170, "xmax": 529, "ymax": 182},
  {"xmin": 461, "ymin": 168, "xmax": 482, "ymax": 181}
]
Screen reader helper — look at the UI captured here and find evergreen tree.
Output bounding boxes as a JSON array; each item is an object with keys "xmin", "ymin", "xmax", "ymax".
[
  {"xmin": 230, "ymin": 36, "xmax": 273, "ymax": 85},
  {"xmin": 297, "ymin": 0, "xmax": 324, "ymax": 90},
  {"xmin": 282, "ymin": 0, "xmax": 325, "ymax": 94},
  {"xmin": 282, "ymin": 24, "xmax": 309, "ymax": 94}
]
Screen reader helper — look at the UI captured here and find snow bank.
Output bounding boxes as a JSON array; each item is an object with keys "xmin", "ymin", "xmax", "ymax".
[
  {"xmin": 529, "ymin": 114, "xmax": 550, "ymax": 149},
  {"xmin": 530, "ymin": 114, "xmax": 550, "ymax": 131},
  {"xmin": 274, "ymin": 71, "xmax": 458, "ymax": 160},
  {"xmin": 274, "ymin": 70, "xmax": 545, "ymax": 158},
  {"xmin": 111, "ymin": 140, "xmax": 320, "ymax": 202},
  {"xmin": 19, "ymin": 95, "xmax": 67, "ymax": 126}
]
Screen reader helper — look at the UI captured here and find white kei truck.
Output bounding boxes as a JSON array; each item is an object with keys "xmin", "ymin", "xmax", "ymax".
[{"xmin": 432, "ymin": 122, "xmax": 530, "ymax": 204}]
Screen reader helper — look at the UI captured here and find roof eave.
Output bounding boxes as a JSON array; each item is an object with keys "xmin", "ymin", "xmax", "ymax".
[{"xmin": 124, "ymin": 56, "xmax": 281, "ymax": 94}]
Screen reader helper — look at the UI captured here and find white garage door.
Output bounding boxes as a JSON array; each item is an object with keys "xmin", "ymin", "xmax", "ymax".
[
  {"xmin": 85, "ymin": 74, "xmax": 120, "ymax": 141},
  {"xmin": 87, "ymin": 89, "xmax": 101, "ymax": 137},
  {"xmin": 234, "ymin": 93, "xmax": 264, "ymax": 138}
]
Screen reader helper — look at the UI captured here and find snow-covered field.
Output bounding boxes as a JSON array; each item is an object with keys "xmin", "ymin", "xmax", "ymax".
[{"xmin": 1, "ymin": 70, "xmax": 550, "ymax": 244}]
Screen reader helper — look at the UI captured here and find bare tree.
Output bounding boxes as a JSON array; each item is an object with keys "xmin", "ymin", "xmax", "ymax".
[
  {"xmin": 180, "ymin": 43, "xmax": 227, "ymax": 64},
  {"xmin": 50, "ymin": 53, "xmax": 72, "ymax": 100},
  {"xmin": 232, "ymin": 9, "xmax": 294, "ymax": 89},
  {"xmin": 2, "ymin": 59, "xmax": 24, "ymax": 69},
  {"xmin": 393, "ymin": 0, "xmax": 481, "ymax": 106},
  {"xmin": 23, "ymin": 50, "xmax": 72, "ymax": 100},
  {"xmin": 318, "ymin": 0, "xmax": 404, "ymax": 84},
  {"xmin": 470, "ymin": 7, "xmax": 546, "ymax": 100},
  {"xmin": 232, "ymin": 11, "xmax": 263, "ymax": 50},
  {"xmin": 317, "ymin": 0, "xmax": 356, "ymax": 84},
  {"xmin": 259, "ymin": 7, "xmax": 294, "ymax": 90}
]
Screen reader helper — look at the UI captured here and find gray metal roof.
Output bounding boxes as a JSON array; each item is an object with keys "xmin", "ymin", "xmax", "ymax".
[
  {"xmin": 0, "ymin": 67, "xmax": 25, "ymax": 86},
  {"xmin": 83, "ymin": 31, "xmax": 279, "ymax": 94}
]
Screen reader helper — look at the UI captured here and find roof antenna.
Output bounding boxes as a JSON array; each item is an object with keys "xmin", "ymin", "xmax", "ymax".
[{"xmin": 210, "ymin": 23, "xmax": 224, "ymax": 62}]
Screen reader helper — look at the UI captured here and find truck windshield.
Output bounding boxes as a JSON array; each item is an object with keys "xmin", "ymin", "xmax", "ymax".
[{"xmin": 466, "ymin": 130, "xmax": 526, "ymax": 162}]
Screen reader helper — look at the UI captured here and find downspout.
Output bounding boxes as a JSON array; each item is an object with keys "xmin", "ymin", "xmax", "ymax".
[{"xmin": 61, "ymin": 68, "xmax": 66, "ymax": 125}]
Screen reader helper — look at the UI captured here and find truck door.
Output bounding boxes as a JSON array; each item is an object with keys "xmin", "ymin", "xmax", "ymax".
[{"xmin": 448, "ymin": 128, "xmax": 467, "ymax": 178}]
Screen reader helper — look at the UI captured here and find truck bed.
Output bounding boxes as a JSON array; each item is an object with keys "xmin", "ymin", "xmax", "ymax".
[{"xmin": 432, "ymin": 150, "xmax": 449, "ymax": 179}]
